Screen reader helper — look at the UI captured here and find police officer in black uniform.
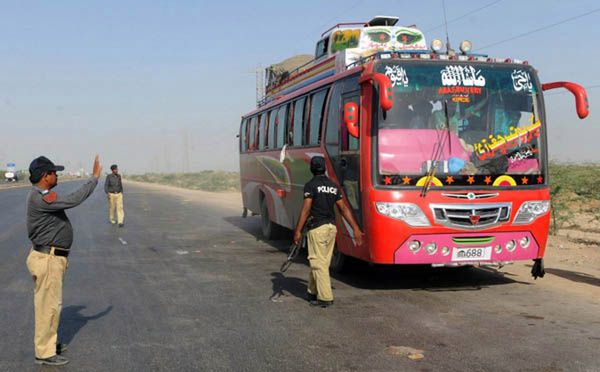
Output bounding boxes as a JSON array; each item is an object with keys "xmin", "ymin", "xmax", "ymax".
[{"xmin": 293, "ymin": 156, "xmax": 363, "ymax": 308}]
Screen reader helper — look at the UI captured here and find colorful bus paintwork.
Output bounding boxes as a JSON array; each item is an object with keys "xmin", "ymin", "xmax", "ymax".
[{"xmin": 239, "ymin": 23, "xmax": 588, "ymax": 275}]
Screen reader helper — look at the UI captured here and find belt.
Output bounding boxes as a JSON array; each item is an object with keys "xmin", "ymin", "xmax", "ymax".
[{"xmin": 33, "ymin": 245, "xmax": 70, "ymax": 257}]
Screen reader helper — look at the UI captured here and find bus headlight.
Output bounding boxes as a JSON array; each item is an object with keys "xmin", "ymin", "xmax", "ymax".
[
  {"xmin": 513, "ymin": 201, "xmax": 550, "ymax": 224},
  {"xmin": 520, "ymin": 236, "xmax": 530, "ymax": 249},
  {"xmin": 375, "ymin": 202, "xmax": 431, "ymax": 226}
]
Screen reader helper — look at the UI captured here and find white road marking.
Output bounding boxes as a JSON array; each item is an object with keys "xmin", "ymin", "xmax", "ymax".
[
  {"xmin": 118, "ymin": 237, "xmax": 128, "ymax": 245},
  {"xmin": 176, "ymin": 250, "xmax": 189, "ymax": 255}
]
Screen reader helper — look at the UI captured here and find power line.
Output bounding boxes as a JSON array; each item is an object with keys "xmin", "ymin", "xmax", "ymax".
[
  {"xmin": 478, "ymin": 7, "xmax": 600, "ymax": 51},
  {"xmin": 424, "ymin": 0, "xmax": 504, "ymax": 32}
]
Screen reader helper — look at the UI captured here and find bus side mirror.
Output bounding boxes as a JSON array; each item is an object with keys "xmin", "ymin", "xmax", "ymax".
[
  {"xmin": 343, "ymin": 102, "xmax": 359, "ymax": 138},
  {"xmin": 542, "ymin": 81, "xmax": 589, "ymax": 119},
  {"xmin": 359, "ymin": 72, "xmax": 394, "ymax": 112}
]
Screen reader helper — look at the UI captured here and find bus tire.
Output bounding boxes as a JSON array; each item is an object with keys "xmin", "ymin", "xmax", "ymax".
[
  {"xmin": 329, "ymin": 246, "xmax": 347, "ymax": 273},
  {"xmin": 260, "ymin": 197, "xmax": 282, "ymax": 240}
]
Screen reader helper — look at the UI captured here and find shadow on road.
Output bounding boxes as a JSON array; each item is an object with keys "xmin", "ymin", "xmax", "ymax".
[
  {"xmin": 59, "ymin": 305, "xmax": 113, "ymax": 344},
  {"xmin": 269, "ymin": 272, "xmax": 308, "ymax": 301},
  {"xmin": 545, "ymin": 268, "xmax": 600, "ymax": 287},
  {"xmin": 223, "ymin": 215, "xmax": 291, "ymax": 250},
  {"xmin": 225, "ymin": 215, "xmax": 526, "ymax": 291},
  {"xmin": 333, "ymin": 264, "xmax": 530, "ymax": 291}
]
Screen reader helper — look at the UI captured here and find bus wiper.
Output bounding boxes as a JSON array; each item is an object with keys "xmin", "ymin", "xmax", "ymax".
[{"xmin": 421, "ymin": 101, "xmax": 451, "ymax": 198}]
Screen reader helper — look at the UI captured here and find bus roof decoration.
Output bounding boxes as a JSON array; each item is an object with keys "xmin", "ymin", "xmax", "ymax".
[
  {"xmin": 367, "ymin": 15, "xmax": 399, "ymax": 27},
  {"xmin": 260, "ymin": 16, "xmax": 427, "ymax": 107}
]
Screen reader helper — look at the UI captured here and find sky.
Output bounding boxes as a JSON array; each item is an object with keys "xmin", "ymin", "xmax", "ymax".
[{"xmin": 0, "ymin": 0, "xmax": 598, "ymax": 174}]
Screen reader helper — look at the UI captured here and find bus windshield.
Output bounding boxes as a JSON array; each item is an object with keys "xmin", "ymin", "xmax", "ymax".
[{"xmin": 374, "ymin": 60, "xmax": 545, "ymax": 188}]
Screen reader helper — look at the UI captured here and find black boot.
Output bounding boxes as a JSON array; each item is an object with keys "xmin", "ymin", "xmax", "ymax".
[{"xmin": 35, "ymin": 355, "xmax": 69, "ymax": 366}]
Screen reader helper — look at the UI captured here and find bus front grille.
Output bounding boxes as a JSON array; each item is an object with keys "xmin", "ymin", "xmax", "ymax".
[{"xmin": 430, "ymin": 203, "xmax": 512, "ymax": 230}]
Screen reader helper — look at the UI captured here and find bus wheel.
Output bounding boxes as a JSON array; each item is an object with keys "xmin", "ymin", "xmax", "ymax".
[
  {"xmin": 260, "ymin": 198, "xmax": 282, "ymax": 240},
  {"xmin": 330, "ymin": 247, "xmax": 347, "ymax": 273}
]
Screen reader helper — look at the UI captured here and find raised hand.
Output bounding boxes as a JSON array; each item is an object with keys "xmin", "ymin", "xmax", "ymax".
[{"xmin": 92, "ymin": 155, "xmax": 102, "ymax": 178}]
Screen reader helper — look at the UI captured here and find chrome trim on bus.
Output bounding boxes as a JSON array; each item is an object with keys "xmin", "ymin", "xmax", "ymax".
[
  {"xmin": 441, "ymin": 192, "xmax": 499, "ymax": 200},
  {"xmin": 430, "ymin": 203, "xmax": 512, "ymax": 230}
]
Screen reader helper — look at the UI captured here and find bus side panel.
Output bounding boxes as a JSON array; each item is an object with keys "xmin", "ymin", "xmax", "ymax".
[
  {"xmin": 240, "ymin": 153, "xmax": 262, "ymax": 214},
  {"xmin": 288, "ymin": 147, "xmax": 326, "ymax": 228}
]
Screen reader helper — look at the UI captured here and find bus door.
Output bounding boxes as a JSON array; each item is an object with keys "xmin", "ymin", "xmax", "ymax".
[{"xmin": 339, "ymin": 93, "xmax": 362, "ymax": 226}]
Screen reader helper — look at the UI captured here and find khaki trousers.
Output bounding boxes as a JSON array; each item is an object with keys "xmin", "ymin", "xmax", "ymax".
[
  {"xmin": 26, "ymin": 249, "xmax": 68, "ymax": 359},
  {"xmin": 108, "ymin": 192, "xmax": 124, "ymax": 224},
  {"xmin": 306, "ymin": 223, "xmax": 337, "ymax": 301}
]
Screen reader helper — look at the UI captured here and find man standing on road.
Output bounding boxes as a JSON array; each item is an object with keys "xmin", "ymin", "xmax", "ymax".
[
  {"xmin": 293, "ymin": 156, "xmax": 363, "ymax": 308},
  {"xmin": 25, "ymin": 155, "xmax": 102, "ymax": 366},
  {"xmin": 104, "ymin": 164, "xmax": 124, "ymax": 227}
]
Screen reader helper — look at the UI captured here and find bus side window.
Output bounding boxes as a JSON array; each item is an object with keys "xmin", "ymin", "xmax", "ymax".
[
  {"xmin": 276, "ymin": 105, "xmax": 287, "ymax": 148},
  {"xmin": 258, "ymin": 114, "xmax": 266, "ymax": 150},
  {"xmin": 248, "ymin": 116, "xmax": 257, "ymax": 151},
  {"xmin": 240, "ymin": 119, "xmax": 247, "ymax": 152},
  {"xmin": 303, "ymin": 95, "xmax": 312, "ymax": 145},
  {"xmin": 264, "ymin": 112, "xmax": 270, "ymax": 149},
  {"xmin": 309, "ymin": 89, "xmax": 329, "ymax": 145},
  {"xmin": 287, "ymin": 102, "xmax": 295, "ymax": 145},
  {"xmin": 325, "ymin": 84, "xmax": 342, "ymax": 146},
  {"xmin": 293, "ymin": 97, "xmax": 306, "ymax": 146},
  {"xmin": 268, "ymin": 109, "xmax": 276, "ymax": 148}
]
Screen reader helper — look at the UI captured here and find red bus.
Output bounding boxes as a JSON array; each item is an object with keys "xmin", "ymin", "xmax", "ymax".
[{"xmin": 239, "ymin": 17, "xmax": 589, "ymax": 276}]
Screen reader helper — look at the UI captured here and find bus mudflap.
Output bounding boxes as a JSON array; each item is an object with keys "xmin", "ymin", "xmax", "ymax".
[{"xmin": 531, "ymin": 258, "xmax": 545, "ymax": 279}]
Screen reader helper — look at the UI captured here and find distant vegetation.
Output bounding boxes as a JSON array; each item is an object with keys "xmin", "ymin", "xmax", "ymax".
[
  {"xmin": 548, "ymin": 163, "xmax": 600, "ymax": 233},
  {"xmin": 549, "ymin": 163, "xmax": 600, "ymax": 199},
  {"xmin": 126, "ymin": 171, "xmax": 240, "ymax": 192}
]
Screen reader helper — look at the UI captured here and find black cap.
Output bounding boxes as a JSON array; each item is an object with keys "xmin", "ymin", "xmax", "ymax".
[
  {"xmin": 310, "ymin": 156, "xmax": 326, "ymax": 175},
  {"xmin": 110, "ymin": 164, "xmax": 118, "ymax": 170},
  {"xmin": 29, "ymin": 156, "xmax": 64, "ymax": 184}
]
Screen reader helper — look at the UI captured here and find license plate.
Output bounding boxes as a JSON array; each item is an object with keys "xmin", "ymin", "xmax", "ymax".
[{"xmin": 451, "ymin": 246, "xmax": 492, "ymax": 261}]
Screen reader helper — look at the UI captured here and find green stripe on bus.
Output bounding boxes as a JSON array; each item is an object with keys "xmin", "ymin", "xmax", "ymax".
[{"xmin": 452, "ymin": 236, "xmax": 495, "ymax": 245}]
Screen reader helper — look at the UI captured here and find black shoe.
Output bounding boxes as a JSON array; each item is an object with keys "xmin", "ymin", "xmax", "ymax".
[
  {"xmin": 309, "ymin": 299, "xmax": 334, "ymax": 308},
  {"xmin": 307, "ymin": 293, "xmax": 317, "ymax": 302},
  {"xmin": 35, "ymin": 355, "xmax": 69, "ymax": 366},
  {"xmin": 118, "ymin": 223, "xmax": 124, "ymax": 227},
  {"xmin": 57, "ymin": 343, "xmax": 68, "ymax": 354}
]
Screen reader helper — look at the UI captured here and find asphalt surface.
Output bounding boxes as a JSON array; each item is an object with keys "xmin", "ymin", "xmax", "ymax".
[{"xmin": 1, "ymin": 180, "xmax": 599, "ymax": 372}]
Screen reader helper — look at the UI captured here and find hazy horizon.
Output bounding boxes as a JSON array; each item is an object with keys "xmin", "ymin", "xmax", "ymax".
[{"xmin": 1, "ymin": 0, "xmax": 598, "ymax": 174}]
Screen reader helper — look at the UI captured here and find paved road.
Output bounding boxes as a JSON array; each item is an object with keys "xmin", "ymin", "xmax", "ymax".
[{"xmin": 1, "ymin": 180, "xmax": 599, "ymax": 371}]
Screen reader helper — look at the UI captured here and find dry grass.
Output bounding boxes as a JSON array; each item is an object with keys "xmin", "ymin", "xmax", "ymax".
[{"xmin": 126, "ymin": 171, "xmax": 239, "ymax": 192}]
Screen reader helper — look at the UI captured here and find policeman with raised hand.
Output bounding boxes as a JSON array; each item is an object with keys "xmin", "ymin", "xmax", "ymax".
[
  {"xmin": 293, "ymin": 156, "xmax": 363, "ymax": 308},
  {"xmin": 25, "ymin": 155, "xmax": 102, "ymax": 366}
]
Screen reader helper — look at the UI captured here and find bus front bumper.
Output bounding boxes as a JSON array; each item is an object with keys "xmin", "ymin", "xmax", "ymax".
[{"xmin": 394, "ymin": 231, "xmax": 540, "ymax": 265}]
